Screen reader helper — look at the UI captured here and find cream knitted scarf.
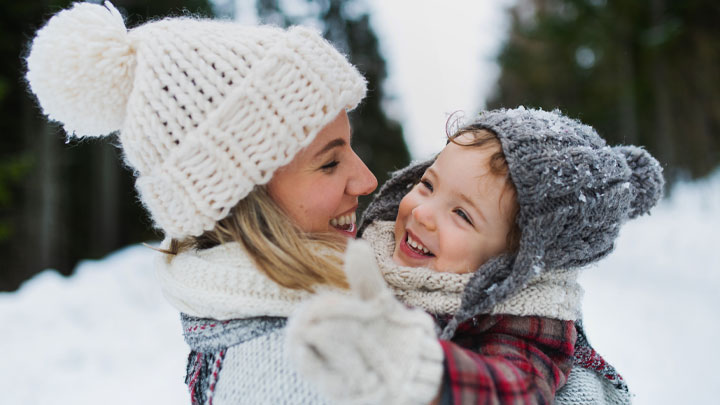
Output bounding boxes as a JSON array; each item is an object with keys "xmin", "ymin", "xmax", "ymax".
[
  {"xmin": 363, "ymin": 221, "xmax": 584, "ymax": 320},
  {"xmin": 155, "ymin": 241, "xmax": 345, "ymax": 320}
]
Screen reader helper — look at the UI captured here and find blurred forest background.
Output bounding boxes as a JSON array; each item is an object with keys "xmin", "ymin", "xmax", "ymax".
[
  {"xmin": 1, "ymin": 0, "xmax": 718, "ymax": 291},
  {"xmin": 489, "ymin": 0, "xmax": 719, "ymax": 180}
]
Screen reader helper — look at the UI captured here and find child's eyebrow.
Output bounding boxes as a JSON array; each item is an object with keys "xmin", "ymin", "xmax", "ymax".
[
  {"xmin": 426, "ymin": 167, "xmax": 488, "ymax": 225},
  {"xmin": 458, "ymin": 191, "xmax": 488, "ymax": 225}
]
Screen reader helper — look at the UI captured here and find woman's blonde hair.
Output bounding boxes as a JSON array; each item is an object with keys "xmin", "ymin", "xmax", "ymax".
[{"xmin": 163, "ymin": 186, "xmax": 348, "ymax": 292}]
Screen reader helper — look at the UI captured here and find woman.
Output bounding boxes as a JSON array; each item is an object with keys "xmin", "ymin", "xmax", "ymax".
[{"xmin": 25, "ymin": 2, "xmax": 400, "ymax": 403}]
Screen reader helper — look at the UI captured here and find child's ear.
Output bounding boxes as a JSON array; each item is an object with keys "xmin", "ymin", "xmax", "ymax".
[{"xmin": 612, "ymin": 145, "xmax": 665, "ymax": 218}]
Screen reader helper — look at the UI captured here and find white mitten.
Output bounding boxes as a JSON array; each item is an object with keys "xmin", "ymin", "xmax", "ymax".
[{"xmin": 285, "ymin": 240, "xmax": 444, "ymax": 405}]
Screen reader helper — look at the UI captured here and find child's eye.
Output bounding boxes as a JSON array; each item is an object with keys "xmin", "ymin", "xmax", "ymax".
[
  {"xmin": 320, "ymin": 160, "xmax": 339, "ymax": 172},
  {"xmin": 420, "ymin": 179, "xmax": 433, "ymax": 192},
  {"xmin": 454, "ymin": 208, "xmax": 473, "ymax": 225}
]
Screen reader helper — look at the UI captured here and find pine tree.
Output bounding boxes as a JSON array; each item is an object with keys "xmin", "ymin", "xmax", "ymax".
[
  {"xmin": 488, "ymin": 0, "xmax": 720, "ymax": 182},
  {"xmin": 0, "ymin": 0, "xmax": 214, "ymax": 291}
]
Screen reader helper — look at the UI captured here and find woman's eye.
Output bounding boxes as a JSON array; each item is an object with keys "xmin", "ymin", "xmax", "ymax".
[
  {"xmin": 454, "ymin": 208, "xmax": 473, "ymax": 225},
  {"xmin": 320, "ymin": 160, "xmax": 339, "ymax": 171},
  {"xmin": 420, "ymin": 179, "xmax": 433, "ymax": 192}
]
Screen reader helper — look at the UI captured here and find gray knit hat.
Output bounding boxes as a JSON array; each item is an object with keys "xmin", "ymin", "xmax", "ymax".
[{"xmin": 360, "ymin": 107, "xmax": 664, "ymax": 338}]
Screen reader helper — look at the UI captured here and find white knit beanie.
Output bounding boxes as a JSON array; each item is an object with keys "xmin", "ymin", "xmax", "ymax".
[{"xmin": 26, "ymin": 1, "xmax": 367, "ymax": 238}]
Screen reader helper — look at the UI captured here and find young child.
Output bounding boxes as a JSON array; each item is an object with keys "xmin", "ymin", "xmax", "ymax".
[{"xmin": 287, "ymin": 106, "xmax": 664, "ymax": 404}]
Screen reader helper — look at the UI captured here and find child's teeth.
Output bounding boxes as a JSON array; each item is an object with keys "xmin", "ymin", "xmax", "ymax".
[
  {"xmin": 407, "ymin": 234, "xmax": 430, "ymax": 254},
  {"xmin": 330, "ymin": 218, "xmax": 338, "ymax": 226},
  {"xmin": 351, "ymin": 212, "xmax": 356, "ymax": 224}
]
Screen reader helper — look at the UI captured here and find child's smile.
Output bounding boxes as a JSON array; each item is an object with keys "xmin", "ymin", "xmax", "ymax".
[
  {"xmin": 398, "ymin": 230, "xmax": 435, "ymax": 262},
  {"xmin": 392, "ymin": 135, "xmax": 516, "ymax": 274}
]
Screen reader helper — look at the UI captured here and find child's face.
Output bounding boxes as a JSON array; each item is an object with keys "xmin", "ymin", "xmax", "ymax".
[{"xmin": 393, "ymin": 137, "xmax": 515, "ymax": 273}]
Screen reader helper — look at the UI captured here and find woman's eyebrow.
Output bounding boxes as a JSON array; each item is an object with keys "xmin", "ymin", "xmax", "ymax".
[{"xmin": 313, "ymin": 138, "xmax": 346, "ymax": 158}]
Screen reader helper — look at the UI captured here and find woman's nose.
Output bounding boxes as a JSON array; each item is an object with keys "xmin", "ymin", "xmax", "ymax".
[
  {"xmin": 412, "ymin": 203, "xmax": 436, "ymax": 231},
  {"xmin": 347, "ymin": 152, "xmax": 378, "ymax": 196}
]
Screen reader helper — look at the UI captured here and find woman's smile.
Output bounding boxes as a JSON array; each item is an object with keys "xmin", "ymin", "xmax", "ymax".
[{"xmin": 330, "ymin": 209, "xmax": 358, "ymax": 237}]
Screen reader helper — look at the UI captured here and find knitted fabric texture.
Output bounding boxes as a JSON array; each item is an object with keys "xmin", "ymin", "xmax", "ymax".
[
  {"xmin": 158, "ymin": 243, "xmax": 344, "ymax": 404},
  {"xmin": 285, "ymin": 240, "xmax": 444, "ymax": 405},
  {"xmin": 156, "ymin": 241, "xmax": 347, "ymax": 320},
  {"xmin": 362, "ymin": 220, "xmax": 583, "ymax": 320},
  {"xmin": 571, "ymin": 321, "xmax": 629, "ymax": 393},
  {"xmin": 556, "ymin": 367, "xmax": 631, "ymax": 405},
  {"xmin": 360, "ymin": 106, "xmax": 663, "ymax": 339},
  {"xmin": 361, "ymin": 220, "xmax": 471, "ymax": 314},
  {"xmin": 360, "ymin": 221, "xmax": 627, "ymax": 404},
  {"xmin": 25, "ymin": 2, "xmax": 367, "ymax": 238},
  {"xmin": 182, "ymin": 315, "xmax": 331, "ymax": 405},
  {"xmin": 556, "ymin": 321, "xmax": 631, "ymax": 405}
]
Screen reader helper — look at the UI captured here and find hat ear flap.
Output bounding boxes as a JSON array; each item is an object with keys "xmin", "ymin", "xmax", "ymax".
[
  {"xmin": 441, "ymin": 221, "xmax": 547, "ymax": 339},
  {"xmin": 613, "ymin": 146, "xmax": 665, "ymax": 219}
]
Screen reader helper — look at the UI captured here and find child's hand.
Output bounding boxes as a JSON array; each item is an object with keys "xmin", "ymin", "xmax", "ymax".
[{"xmin": 285, "ymin": 239, "xmax": 444, "ymax": 405}]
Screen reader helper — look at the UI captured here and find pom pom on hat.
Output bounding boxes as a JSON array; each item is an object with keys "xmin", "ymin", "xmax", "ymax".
[
  {"xmin": 612, "ymin": 145, "xmax": 665, "ymax": 219},
  {"xmin": 26, "ymin": 1, "xmax": 135, "ymax": 137}
]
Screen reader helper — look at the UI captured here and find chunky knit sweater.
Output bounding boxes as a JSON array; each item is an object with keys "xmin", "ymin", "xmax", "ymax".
[{"xmin": 156, "ymin": 242, "xmax": 341, "ymax": 405}]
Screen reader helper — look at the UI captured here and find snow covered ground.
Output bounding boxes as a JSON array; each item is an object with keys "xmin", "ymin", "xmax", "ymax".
[
  {"xmin": 0, "ymin": 245, "xmax": 189, "ymax": 404},
  {"xmin": 1, "ymin": 172, "xmax": 718, "ymax": 405},
  {"xmin": 579, "ymin": 171, "xmax": 720, "ymax": 405}
]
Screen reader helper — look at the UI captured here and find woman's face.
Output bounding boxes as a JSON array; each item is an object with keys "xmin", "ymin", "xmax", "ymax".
[{"xmin": 267, "ymin": 110, "xmax": 377, "ymax": 238}]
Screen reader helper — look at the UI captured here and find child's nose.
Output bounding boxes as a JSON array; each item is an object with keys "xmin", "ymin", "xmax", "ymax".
[{"xmin": 412, "ymin": 204, "xmax": 436, "ymax": 231}]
